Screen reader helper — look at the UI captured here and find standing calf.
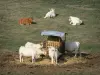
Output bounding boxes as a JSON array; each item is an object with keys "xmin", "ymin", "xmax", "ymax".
[{"xmin": 48, "ymin": 46, "xmax": 62, "ymax": 64}]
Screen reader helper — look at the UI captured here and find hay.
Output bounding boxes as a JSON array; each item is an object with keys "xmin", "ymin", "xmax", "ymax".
[
  {"xmin": 7, "ymin": 51, "xmax": 87, "ymax": 66},
  {"xmin": 64, "ymin": 57, "xmax": 87, "ymax": 65},
  {"xmin": 14, "ymin": 56, "xmax": 87, "ymax": 66},
  {"xmin": 14, "ymin": 57, "xmax": 52, "ymax": 65}
]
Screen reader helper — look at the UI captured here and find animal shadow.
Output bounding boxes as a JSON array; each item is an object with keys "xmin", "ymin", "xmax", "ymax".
[
  {"xmin": 32, "ymin": 22, "xmax": 37, "ymax": 24},
  {"xmin": 80, "ymin": 21, "xmax": 85, "ymax": 25},
  {"xmin": 56, "ymin": 14, "xmax": 59, "ymax": 17}
]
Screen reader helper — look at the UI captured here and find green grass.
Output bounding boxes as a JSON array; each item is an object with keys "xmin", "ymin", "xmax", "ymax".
[{"xmin": 0, "ymin": 0, "xmax": 100, "ymax": 52}]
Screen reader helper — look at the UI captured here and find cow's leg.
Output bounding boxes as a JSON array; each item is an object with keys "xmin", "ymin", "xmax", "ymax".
[
  {"xmin": 70, "ymin": 21, "xmax": 73, "ymax": 25},
  {"xmin": 78, "ymin": 47, "xmax": 81, "ymax": 57},
  {"xmin": 19, "ymin": 54, "xmax": 22, "ymax": 62},
  {"xmin": 22, "ymin": 56, "xmax": 23, "ymax": 62},
  {"xmin": 51, "ymin": 57, "xmax": 54, "ymax": 64},
  {"xmin": 55, "ymin": 56, "xmax": 58, "ymax": 64},
  {"xmin": 74, "ymin": 49, "xmax": 78, "ymax": 57},
  {"xmin": 32, "ymin": 55, "xmax": 35, "ymax": 63},
  {"xmin": 72, "ymin": 23, "xmax": 76, "ymax": 25}
]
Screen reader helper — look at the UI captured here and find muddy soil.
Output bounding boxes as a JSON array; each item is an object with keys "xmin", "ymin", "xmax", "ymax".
[{"xmin": 0, "ymin": 50, "xmax": 100, "ymax": 75}]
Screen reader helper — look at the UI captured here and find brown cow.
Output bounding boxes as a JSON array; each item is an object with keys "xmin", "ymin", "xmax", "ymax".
[{"xmin": 19, "ymin": 18, "xmax": 33, "ymax": 25}]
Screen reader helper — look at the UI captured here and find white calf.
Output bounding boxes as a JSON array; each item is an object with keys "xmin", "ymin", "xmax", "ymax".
[
  {"xmin": 48, "ymin": 46, "xmax": 62, "ymax": 64},
  {"xmin": 25, "ymin": 42, "xmax": 34, "ymax": 48},
  {"xmin": 25, "ymin": 42, "xmax": 43, "ymax": 49},
  {"xmin": 19, "ymin": 46, "xmax": 36, "ymax": 63},
  {"xmin": 69, "ymin": 16, "xmax": 82, "ymax": 25},
  {"xmin": 65, "ymin": 41, "xmax": 81, "ymax": 57},
  {"xmin": 19, "ymin": 46, "xmax": 46, "ymax": 63},
  {"xmin": 44, "ymin": 8, "xmax": 56, "ymax": 18}
]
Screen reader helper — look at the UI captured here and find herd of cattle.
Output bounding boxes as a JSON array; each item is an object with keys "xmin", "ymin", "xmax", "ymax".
[
  {"xmin": 19, "ymin": 8, "xmax": 83, "ymax": 26},
  {"xmin": 19, "ymin": 41, "xmax": 81, "ymax": 64},
  {"xmin": 18, "ymin": 8, "xmax": 82, "ymax": 64}
]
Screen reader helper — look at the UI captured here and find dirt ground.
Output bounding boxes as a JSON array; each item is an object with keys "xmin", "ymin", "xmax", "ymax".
[{"xmin": 0, "ymin": 50, "xmax": 100, "ymax": 75}]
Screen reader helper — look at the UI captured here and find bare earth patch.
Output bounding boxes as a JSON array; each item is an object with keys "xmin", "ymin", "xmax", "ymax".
[{"xmin": 0, "ymin": 50, "xmax": 100, "ymax": 75}]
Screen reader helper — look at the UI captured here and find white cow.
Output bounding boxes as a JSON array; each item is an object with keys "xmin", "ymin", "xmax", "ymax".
[
  {"xmin": 25, "ymin": 42, "xmax": 34, "ymax": 48},
  {"xmin": 19, "ymin": 46, "xmax": 36, "ymax": 63},
  {"xmin": 69, "ymin": 16, "xmax": 83, "ymax": 26},
  {"xmin": 25, "ymin": 42, "xmax": 43, "ymax": 49},
  {"xmin": 19, "ymin": 46, "xmax": 46, "ymax": 63},
  {"xmin": 44, "ymin": 8, "xmax": 56, "ymax": 18},
  {"xmin": 65, "ymin": 41, "xmax": 81, "ymax": 57},
  {"xmin": 48, "ymin": 46, "xmax": 62, "ymax": 64}
]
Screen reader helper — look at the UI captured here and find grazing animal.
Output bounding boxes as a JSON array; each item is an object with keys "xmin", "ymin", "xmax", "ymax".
[
  {"xmin": 48, "ymin": 46, "xmax": 62, "ymax": 64},
  {"xmin": 65, "ymin": 41, "xmax": 81, "ymax": 57},
  {"xmin": 19, "ymin": 18, "xmax": 33, "ymax": 25},
  {"xmin": 25, "ymin": 42, "xmax": 43, "ymax": 49},
  {"xmin": 25, "ymin": 42, "xmax": 34, "ymax": 48},
  {"xmin": 69, "ymin": 16, "xmax": 83, "ymax": 25},
  {"xmin": 19, "ymin": 46, "xmax": 36, "ymax": 63},
  {"xmin": 44, "ymin": 8, "xmax": 56, "ymax": 18},
  {"xmin": 19, "ymin": 45, "xmax": 46, "ymax": 63}
]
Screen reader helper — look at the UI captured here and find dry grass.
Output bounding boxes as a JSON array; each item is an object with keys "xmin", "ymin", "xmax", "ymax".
[
  {"xmin": 64, "ymin": 57, "xmax": 87, "ymax": 65},
  {"xmin": 13, "ymin": 54, "xmax": 87, "ymax": 66}
]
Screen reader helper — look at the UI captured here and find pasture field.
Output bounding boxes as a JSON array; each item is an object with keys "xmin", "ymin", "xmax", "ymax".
[{"xmin": 0, "ymin": 0, "xmax": 100, "ymax": 75}]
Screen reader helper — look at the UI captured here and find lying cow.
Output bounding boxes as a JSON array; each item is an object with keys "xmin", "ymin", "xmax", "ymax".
[
  {"xmin": 19, "ymin": 18, "xmax": 34, "ymax": 25},
  {"xmin": 44, "ymin": 8, "xmax": 56, "ymax": 18},
  {"xmin": 69, "ymin": 16, "xmax": 83, "ymax": 26}
]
